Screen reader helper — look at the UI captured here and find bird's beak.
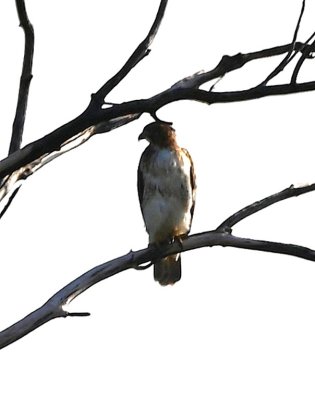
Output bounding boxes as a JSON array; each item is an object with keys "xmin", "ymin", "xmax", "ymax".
[{"xmin": 138, "ymin": 131, "xmax": 146, "ymax": 141}]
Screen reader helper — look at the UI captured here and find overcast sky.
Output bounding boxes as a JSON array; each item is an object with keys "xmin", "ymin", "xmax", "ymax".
[{"xmin": 1, "ymin": 1, "xmax": 315, "ymax": 399}]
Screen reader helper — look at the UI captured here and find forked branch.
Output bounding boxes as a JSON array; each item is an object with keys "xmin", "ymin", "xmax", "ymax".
[{"xmin": 0, "ymin": 0, "xmax": 35, "ymax": 220}]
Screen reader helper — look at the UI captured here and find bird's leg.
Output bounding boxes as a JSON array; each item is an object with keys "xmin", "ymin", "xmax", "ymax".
[
  {"xmin": 136, "ymin": 242, "xmax": 163, "ymax": 270},
  {"xmin": 173, "ymin": 235, "xmax": 186, "ymax": 252},
  {"xmin": 149, "ymin": 240, "xmax": 169, "ymax": 259}
]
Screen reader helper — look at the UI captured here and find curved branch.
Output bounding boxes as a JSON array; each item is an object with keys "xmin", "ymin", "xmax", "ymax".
[
  {"xmin": 217, "ymin": 183, "xmax": 315, "ymax": 232},
  {"xmin": 1, "ymin": 231, "xmax": 315, "ymax": 350},
  {"xmin": 89, "ymin": 0, "xmax": 168, "ymax": 108},
  {"xmin": 1, "ymin": 183, "xmax": 315, "ymax": 349},
  {"xmin": 0, "ymin": 114, "xmax": 140, "ymax": 205},
  {"xmin": 9, "ymin": 0, "xmax": 34, "ymax": 154}
]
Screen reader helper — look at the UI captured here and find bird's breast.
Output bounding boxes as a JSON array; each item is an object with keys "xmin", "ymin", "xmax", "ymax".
[{"xmin": 141, "ymin": 148, "xmax": 193, "ymax": 242}]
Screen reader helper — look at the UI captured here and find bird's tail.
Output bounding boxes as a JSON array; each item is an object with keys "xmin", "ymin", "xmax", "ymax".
[{"xmin": 154, "ymin": 254, "xmax": 181, "ymax": 286}]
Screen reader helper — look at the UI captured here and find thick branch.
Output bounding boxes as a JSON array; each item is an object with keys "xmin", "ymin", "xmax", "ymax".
[
  {"xmin": 1, "ymin": 183, "xmax": 315, "ymax": 349},
  {"xmin": 1, "ymin": 231, "xmax": 315, "ymax": 350},
  {"xmin": 0, "ymin": 38, "xmax": 313, "ymax": 190},
  {"xmin": 1, "ymin": 3, "xmax": 315, "ymax": 208},
  {"xmin": 9, "ymin": 0, "xmax": 34, "ymax": 154},
  {"xmin": 1, "ymin": 1, "xmax": 35, "ymax": 220},
  {"xmin": 2, "ymin": 76, "xmax": 315, "ymax": 187},
  {"xmin": 0, "ymin": 114, "xmax": 140, "ymax": 205},
  {"xmin": 0, "ymin": 0, "xmax": 168, "ymax": 209}
]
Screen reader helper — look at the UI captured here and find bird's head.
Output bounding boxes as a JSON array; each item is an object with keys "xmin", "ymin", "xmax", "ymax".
[{"xmin": 138, "ymin": 122, "xmax": 176, "ymax": 148}]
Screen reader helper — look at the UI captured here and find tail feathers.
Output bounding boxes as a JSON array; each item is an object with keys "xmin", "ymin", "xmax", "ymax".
[{"xmin": 154, "ymin": 254, "xmax": 181, "ymax": 286}]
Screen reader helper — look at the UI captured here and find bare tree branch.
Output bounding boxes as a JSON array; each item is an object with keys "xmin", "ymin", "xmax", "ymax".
[
  {"xmin": 0, "ymin": 40, "xmax": 314, "ymax": 194},
  {"xmin": 291, "ymin": 35, "xmax": 315, "ymax": 84},
  {"xmin": 1, "ymin": 0, "xmax": 35, "ymax": 220},
  {"xmin": 217, "ymin": 183, "xmax": 315, "ymax": 232},
  {"xmin": 1, "ymin": 183, "xmax": 315, "ymax": 349},
  {"xmin": 0, "ymin": 187, "xmax": 21, "ymax": 220},
  {"xmin": 0, "ymin": 114, "xmax": 140, "ymax": 206},
  {"xmin": 9, "ymin": 0, "xmax": 34, "ymax": 154},
  {"xmin": 259, "ymin": 0, "xmax": 305, "ymax": 86},
  {"xmin": 89, "ymin": 0, "xmax": 168, "ymax": 108}
]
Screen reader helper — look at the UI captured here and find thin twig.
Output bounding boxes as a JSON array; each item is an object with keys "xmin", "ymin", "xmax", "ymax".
[
  {"xmin": 0, "ymin": 186, "xmax": 21, "ymax": 220},
  {"xmin": 9, "ymin": 0, "xmax": 34, "ymax": 154},
  {"xmin": 291, "ymin": 35, "xmax": 315, "ymax": 84},
  {"xmin": 259, "ymin": 0, "xmax": 305, "ymax": 86}
]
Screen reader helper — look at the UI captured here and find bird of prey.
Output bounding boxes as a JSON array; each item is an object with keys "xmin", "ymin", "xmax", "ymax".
[{"xmin": 137, "ymin": 122, "xmax": 196, "ymax": 285}]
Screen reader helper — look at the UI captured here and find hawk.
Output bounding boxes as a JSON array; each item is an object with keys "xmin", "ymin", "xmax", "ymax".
[{"xmin": 137, "ymin": 122, "xmax": 196, "ymax": 285}]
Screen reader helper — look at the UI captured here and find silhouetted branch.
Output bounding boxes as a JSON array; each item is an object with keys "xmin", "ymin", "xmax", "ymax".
[
  {"xmin": 89, "ymin": 0, "xmax": 168, "ymax": 108},
  {"xmin": 1, "ymin": 43, "xmax": 315, "ymax": 192},
  {"xmin": 9, "ymin": 0, "xmax": 34, "ymax": 154},
  {"xmin": 0, "ymin": 114, "xmax": 140, "ymax": 204},
  {"xmin": 1, "ymin": 0, "xmax": 35, "ymax": 220},
  {"xmin": 0, "ymin": 0, "xmax": 167, "ymax": 205},
  {"xmin": 259, "ymin": 0, "xmax": 305, "ymax": 86},
  {"xmin": 291, "ymin": 34, "xmax": 315, "ymax": 84},
  {"xmin": 0, "ymin": 186, "xmax": 21, "ymax": 220},
  {"xmin": 217, "ymin": 183, "xmax": 315, "ymax": 232},
  {"xmin": 1, "ymin": 183, "xmax": 315, "ymax": 349}
]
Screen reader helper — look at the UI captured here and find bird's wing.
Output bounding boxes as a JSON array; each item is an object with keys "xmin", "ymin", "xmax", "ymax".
[
  {"xmin": 137, "ymin": 146, "xmax": 152, "ymax": 216},
  {"xmin": 182, "ymin": 147, "xmax": 197, "ymax": 223}
]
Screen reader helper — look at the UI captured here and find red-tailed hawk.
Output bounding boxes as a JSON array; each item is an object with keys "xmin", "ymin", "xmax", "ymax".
[{"xmin": 137, "ymin": 122, "xmax": 196, "ymax": 285}]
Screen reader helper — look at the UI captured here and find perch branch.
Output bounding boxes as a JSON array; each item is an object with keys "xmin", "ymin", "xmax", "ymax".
[{"xmin": 1, "ymin": 183, "xmax": 315, "ymax": 349}]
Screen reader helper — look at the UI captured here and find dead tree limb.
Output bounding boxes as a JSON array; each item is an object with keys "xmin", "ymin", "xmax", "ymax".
[
  {"xmin": 259, "ymin": 0, "xmax": 305, "ymax": 86},
  {"xmin": 9, "ymin": 0, "xmax": 34, "ymax": 154},
  {"xmin": 1, "ymin": 41, "xmax": 315, "ymax": 201},
  {"xmin": 1, "ymin": 0, "xmax": 315, "ymax": 208},
  {"xmin": 1, "ymin": 0, "xmax": 315, "ymax": 350},
  {"xmin": 217, "ymin": 183, "xmax": 315, "ymax": 232},
  {"xmin": 0, "ymin": 0, "xmax": 35, "ymax": 220},
  {"xmin": 0, "ymin": 183, "xmax": 315, "ymax": 349},
  {"xmin": 0, "ymin": 0, "xmax": 168, "ymax": 213}
]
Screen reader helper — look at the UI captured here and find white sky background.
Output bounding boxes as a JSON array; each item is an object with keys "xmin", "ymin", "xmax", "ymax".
[{"xmin": 0, "ymin": 0, "xmax": 315, "ymax": 398}]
